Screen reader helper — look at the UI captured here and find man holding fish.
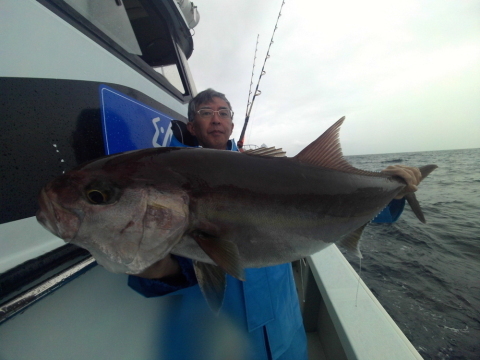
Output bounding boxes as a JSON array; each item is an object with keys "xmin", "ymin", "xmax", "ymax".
[
  {"xmin": 123, "ymin": 89, "xmax": 425, "ymax": 359},
  {"xmin": 37, "ymin": 86, "xmax": 433, "ymax": 359}
]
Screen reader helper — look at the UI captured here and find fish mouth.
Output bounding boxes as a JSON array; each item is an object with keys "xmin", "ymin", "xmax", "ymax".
[{"xmin": 36, "ymin": 188, "xmax": 81, "ymax": 242}]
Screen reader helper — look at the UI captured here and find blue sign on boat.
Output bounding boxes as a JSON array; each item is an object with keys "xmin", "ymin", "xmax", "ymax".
[{"xmin": 99, "ymin": 85, "xmax": 175, "ymax": 155}]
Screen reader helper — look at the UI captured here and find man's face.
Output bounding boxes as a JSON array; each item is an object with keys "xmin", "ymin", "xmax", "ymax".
[{"xmin": 187, "ymin": 97, "xmax": 234, "ymax": 150}]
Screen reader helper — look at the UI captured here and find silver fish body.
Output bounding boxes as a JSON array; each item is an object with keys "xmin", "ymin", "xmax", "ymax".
[
  {"xmin": 36, "ymin": 117, "xmax": 437, "ymax": 310},
  {"xmin": 166, "ymin": 147, "xmax": 404, "ymax": 267}
]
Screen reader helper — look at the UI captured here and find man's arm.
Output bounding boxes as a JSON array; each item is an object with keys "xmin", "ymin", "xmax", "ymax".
[
  {"xmin": 134, "ymin": 254, "xmax": 182, "ymax": 279},
  {"xmin": 128, "ymin": 255, "xmax": 197, "ymax": 297}
]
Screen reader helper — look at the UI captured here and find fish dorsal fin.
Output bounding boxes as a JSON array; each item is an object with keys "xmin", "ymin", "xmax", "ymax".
[
  {"xmin": 244, "ymin": 146, "xmax": 287, "ymax": 158},
  {"xmin": 293, "ymin": 117, "xmax": 376, "ymax": 176}
]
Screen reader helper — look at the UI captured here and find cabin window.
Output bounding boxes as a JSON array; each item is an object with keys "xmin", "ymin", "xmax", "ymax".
[
  {"xmin": 155, "ymin": 64, "xmax": 185, "ymax": 93},
  {"xmin": 177, "ymin": 44, "xmax": 198, "ymax": 96},
  {"xmin": 63, "ymin": 0, "xmax": 143, "ymax": 56},
  {"xmin": 122, "ymin": 0, "xmax": 187, "ymax": 93},
  {"xmin": 41, "ymin": 0, "xmax": 195, "ymax": 100}
]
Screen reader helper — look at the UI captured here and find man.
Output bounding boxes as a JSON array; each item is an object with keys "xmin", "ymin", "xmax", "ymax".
[
  {"xmin": 185, "ymin": 92, "xmax": 235, "ymax": 150},
  {"xmin": 128, "ymin": 88, "xmax": 421, "ymax": 360}
]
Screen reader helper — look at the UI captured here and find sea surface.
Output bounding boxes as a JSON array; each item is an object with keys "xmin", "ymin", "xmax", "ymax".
[{"xmin": 343, "ymin": 148, "xmax": 480, "ymax": 360}]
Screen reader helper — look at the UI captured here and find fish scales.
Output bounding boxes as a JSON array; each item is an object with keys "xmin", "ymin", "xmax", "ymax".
[{"xmin": 145, "ymin": 148, "xmax": 402, "ymax": 266}]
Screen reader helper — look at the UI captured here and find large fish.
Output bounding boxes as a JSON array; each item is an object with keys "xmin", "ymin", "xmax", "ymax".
[{"xmin": 36, "ymin": 117, "xmax": 437, "ymax": 310}]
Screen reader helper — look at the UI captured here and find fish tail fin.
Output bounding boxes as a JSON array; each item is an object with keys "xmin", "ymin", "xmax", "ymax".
[
  {"xmin": 406, "ymin": 164, "xmax": 438, "ymax": 224},
  {"xmin": 405, "ymin": 193, "xmax": 426, "ymax": 223},
  {"xmin": 419, "ymin": 164, "xmax": 438, "ymax": 179}
]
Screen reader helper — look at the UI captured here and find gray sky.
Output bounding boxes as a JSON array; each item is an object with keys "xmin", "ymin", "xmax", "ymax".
[{"xmin": 187, "ymin": 0, "xmax": 479, "ymax": 156}]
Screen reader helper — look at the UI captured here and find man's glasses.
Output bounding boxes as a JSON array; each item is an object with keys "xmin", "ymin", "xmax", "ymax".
[{"xmin": 196, "ymin": 108, "xmax": 234, "ymax": 120}]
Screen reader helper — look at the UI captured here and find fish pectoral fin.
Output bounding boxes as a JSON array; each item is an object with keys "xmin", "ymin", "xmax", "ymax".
[
  {"xmin": 193, "ymin": 261, "xmax": 226, "ymax": 314},
  {"xmin": 191, "ymin": 230, "xmax": 245, "ymax": 281},
  {"xmin": 337, "ymin": 223, "xmax": 367, "ymax": 258}
]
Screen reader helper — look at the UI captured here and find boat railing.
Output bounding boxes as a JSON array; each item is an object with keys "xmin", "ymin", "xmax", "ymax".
[{"xmin": 0, "ymin": 246, "xmax": 96, "ymax": 325}]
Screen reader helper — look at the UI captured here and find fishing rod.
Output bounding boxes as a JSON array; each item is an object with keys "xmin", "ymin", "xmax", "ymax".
[
  {"xmin": 237, "ymin": 0, "xmax": 285, "ymax": 150},
  {"xmin": 244, "ymin": 34, "xmax": 260, "ymax": 126}
]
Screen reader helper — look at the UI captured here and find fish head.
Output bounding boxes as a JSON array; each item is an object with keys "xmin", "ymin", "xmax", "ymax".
[{"xmin": 37, "ymin": 167, "xmax": 190, "ymax": 274}]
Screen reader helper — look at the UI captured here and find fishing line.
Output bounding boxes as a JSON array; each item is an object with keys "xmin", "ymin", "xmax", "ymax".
[{"xmin": 300, "ymin": 258, "xmax": 307, "ymax": 303}]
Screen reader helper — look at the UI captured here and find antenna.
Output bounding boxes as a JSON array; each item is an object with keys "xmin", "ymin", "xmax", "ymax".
[{"xmin": 237, "ymin": 0, "xmax": 286, "ymax": 150}]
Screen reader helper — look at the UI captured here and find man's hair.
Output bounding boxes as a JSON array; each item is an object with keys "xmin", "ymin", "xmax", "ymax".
[{"xmin": 188, "ymin": 88, "xmax": 233, "ymax": 122}]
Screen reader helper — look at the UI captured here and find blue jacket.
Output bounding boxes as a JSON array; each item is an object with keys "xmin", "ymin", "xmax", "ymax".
[
  {"xmin": 372, "ymin": 198, "xmax": 405, "ymax": 223},
  {"xmin": 129, "ymin": 133, "xmax": 307, "ymax": 360},
  {"xmin": 129, "ymin": 131, "xmax": 404, "ymax": 359}
]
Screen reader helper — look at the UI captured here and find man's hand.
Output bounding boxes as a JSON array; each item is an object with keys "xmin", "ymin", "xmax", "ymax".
[
  {"xmin": 381, "ymin": 165, "xmax": 422, "ymax": 199},
  {"xmin": 134, "ymin": 254, "xmax": 182, "ymax": 279}
]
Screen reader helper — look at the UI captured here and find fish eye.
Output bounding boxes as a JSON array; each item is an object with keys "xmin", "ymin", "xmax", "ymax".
[
  {"xmin": 84, "ymin": 180, "xmax": 120, "ymax": 205},
  {"xmin": 86, "ymin": 189, "xmax": 109, "ymax": 204}
]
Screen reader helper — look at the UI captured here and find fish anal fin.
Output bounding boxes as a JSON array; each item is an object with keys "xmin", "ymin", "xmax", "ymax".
[
  {"xmin": 338, "ymin": 223, "xmax": 367, "ymax": 258},
  {"xmin": 191, "ymin": 230, "xmax": 245, "ymax": 281},
  {"xmin": 293, "ymin": 117, "xmax": 378, "ymax": 176},
  {"xmin": 193, "ymin": 261, "xmax": 226, "ymax": 313}
]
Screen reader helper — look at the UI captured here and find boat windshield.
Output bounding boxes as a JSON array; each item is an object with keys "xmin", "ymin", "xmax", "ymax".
[
  {"xmin": 56, "ymin": 0, "xmax": 193, "ymax": 96},
  {"xmin": 64, "ymin": 0, "xmax": 143, "ymax": 55}
]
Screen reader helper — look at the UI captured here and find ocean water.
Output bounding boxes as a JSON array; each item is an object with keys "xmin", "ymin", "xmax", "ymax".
[{"xmin": 343, "ymin": 148, "xmax": 480, "ymax": 360}]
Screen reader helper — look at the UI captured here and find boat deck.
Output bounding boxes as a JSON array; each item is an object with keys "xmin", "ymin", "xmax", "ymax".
[
  {"xmin": 293, "ymin": 259, "xmax": 328, "ymax": 360},
  {"xmin": 292, "ymin": 246, "xmax": 422, "ymax": 360}
]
